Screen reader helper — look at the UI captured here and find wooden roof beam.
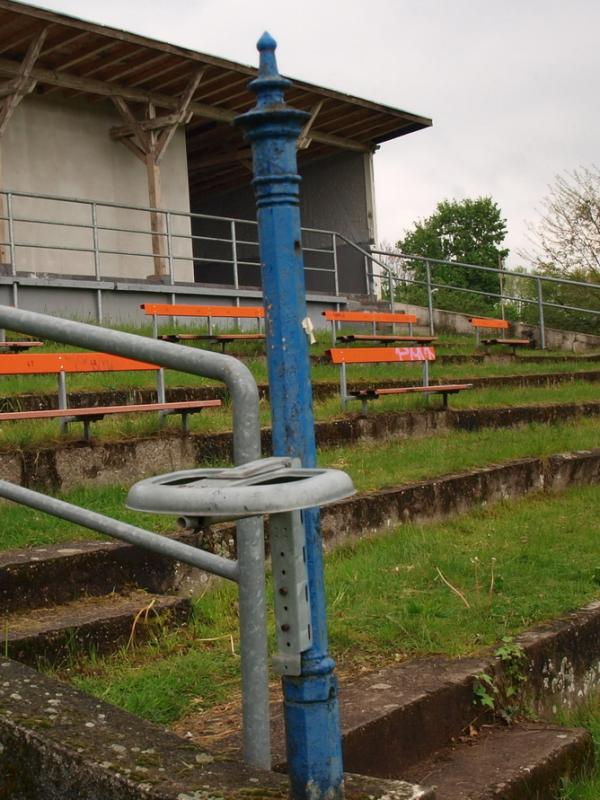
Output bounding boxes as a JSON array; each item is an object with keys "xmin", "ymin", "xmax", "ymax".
[
  {"xmin": 155, "ymin": 69, "xmax": 204, "ymax": 162},
  {"xmin": 0, "ymin": 26, "xmax": 47, "ymax": 136},
  {"xmin": 0, "ymin": 54, "xmax": 371, "ymax": 152},
  {"xmin": 298, "ymin": 100, "xmax": 323, "ymax": 150}
]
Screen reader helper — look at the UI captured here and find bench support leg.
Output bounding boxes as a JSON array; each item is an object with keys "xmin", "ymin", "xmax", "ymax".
[
  {"xmin": 181, "ymin": 412, "xmax": 190, "ymax": 435},
  {"xmin": 442, "ymin": 392, "xmax": 449, "ymax": 409},
  {"xmin": 360, "ymin": 398, "xmax": 369, "ymax": 414},
  {"xmin": 83, "ymin": 419, "xmax": 92, "ymax": 442}
]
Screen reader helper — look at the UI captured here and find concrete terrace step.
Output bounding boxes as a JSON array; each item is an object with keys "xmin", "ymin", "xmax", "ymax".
[
  {"xmin": 0, "ymin": 657, "xmax": 434, "ymax": 800},
  {"xmin": 4, "ymin": 590, "xmax": 191, "ymax": 666},
  {"xmin": 1, "ymin": 367, "xmax": 599, "ymax": 415},
  {"xmin": 2, "ymin": 450, "xmax": 599, "ymax": 616},
  {"xmin": 0, "ymin": 530, "xmax": 205, "ymax": 613},
  {"xmin": 401, "ymin": 723, "xmax": 592, "ymax": 799},
  {"xmin": 178, "ymin": 599, "xmax": 600, "ymax": 786}
]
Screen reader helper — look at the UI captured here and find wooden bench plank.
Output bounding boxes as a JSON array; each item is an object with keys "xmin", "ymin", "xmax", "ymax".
[
  {"xmin": 328, "ymin": 346, "xmax": 436, "ymax": 364},
  {"xmin": 323, "ymin": 310, "xmax": 417, "ymax": 324},
  {"xmin": 469, "ymin": 317, "xmax": 510, "ymax": 329},
  {"xmin": 159, "ymin": 333, "xmax": 265, "ymax": 342},
  {"xmin": 350, "ymin": 383, "xmax": 473, "ymax": 408},
  {"xmin": 0, "ymin": 400, "xmax": 221, "ymax": 421},
  {"xmin": 0, "ymin": 399, "xmax": 222, "ymax": 440},
  {"xmin": 0, "ymin": 341, "xmax": 44, "ymax": 353},
  {"xmin": 358, "ymin": 383, "xmax": 473, "ymax": 397},
  {"xmin": 141, "ymin": 303, "xmax": 264, "ymax": 319},
  {"xmin": 0, "ymin": 352, "xmax": 157, "ymax": 375},
  {"xmin": 337, "ymin": 334, "xmax": 437, "ymax": 345},
  {"xmin": 481, "ymin": 338, "xmax": 530, "ymax": 346}
]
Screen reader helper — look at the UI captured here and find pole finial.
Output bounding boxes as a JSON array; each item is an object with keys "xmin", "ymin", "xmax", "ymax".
[{"xmin": 247, "ymin": 31, "xmax": 291, "ymax": 106}]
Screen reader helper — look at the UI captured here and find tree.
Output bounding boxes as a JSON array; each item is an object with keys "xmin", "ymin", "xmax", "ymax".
[
  {"xmin": 524, "ymin": 166, "xmax": 600, "ymax": 281},
  {"xmin": 394, "ymin": 197, "xmax": 509, "ymax": 314}
]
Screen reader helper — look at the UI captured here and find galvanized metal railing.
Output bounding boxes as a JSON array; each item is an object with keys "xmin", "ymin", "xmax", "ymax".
[
  {"xmin": 0, "ymin": 305, "xmax": 272, "ymax": 771},
  {"xmin": 0, "ymin": 189, "xmax": 340, "ymax": 316},
  {"xmin": 0, "ymin": 189, "xmax": 598, "ymax": 345},
  {"xmin": 336, "ymin": 236, "xmax": 600, "ymax": 348}
]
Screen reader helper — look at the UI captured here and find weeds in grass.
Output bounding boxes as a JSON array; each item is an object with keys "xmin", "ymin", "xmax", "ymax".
[
  {"xmin": 2, "ymin": 416, "xmax": 598, "ymax": 551},
  {"xmin": 473, "ymin": 637, "xmax": 527, "ymax": 723},
  {"xmin": 48, "ymin": 485, "xmax": 600, "ymax": 726}
]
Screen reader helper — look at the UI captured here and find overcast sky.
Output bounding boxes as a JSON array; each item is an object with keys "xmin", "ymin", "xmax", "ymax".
[{"xmin": 37, "ymin": 0, "xmax": 600, "ymax": 267}]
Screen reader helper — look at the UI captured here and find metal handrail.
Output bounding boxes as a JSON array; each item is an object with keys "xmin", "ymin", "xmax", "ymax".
[
  {"xmin": 0, "ymin": 189, "xmax": 598, "ymax": 346},
  {"xmin": 0, "ymin": 189, "xmax": 338, "ymax": 296},
  {"xmin": 0, "ymin": 305, "xmax": 271, "ymax": 771},
  {"xmin": 371, "ymin": 248, "xmax": 600, "ymax": 291},
  {"xmin": 330, "ymin": 232, "xmax": 600, "ymax": 347}
]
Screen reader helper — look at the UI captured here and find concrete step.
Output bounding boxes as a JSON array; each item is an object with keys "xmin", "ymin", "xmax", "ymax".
[
  {"xmin": 0, "ymin": 530, "xmax": 205, "ymax": 613},
  {"xmin": 401, "ymin": 723, "xmax": 592, "ymax": 799},
  {"xmin": 4, "ymin": 589, "xmax": 191, "ymax": 666}
]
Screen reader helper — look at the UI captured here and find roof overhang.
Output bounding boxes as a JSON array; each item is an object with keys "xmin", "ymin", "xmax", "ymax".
[{"xmin": 0, "ymin": 0, "xmax": 432, "ymax": 197}]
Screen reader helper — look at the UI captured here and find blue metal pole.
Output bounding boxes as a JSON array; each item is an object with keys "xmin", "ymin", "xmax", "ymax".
[{"xmin": 237, "ymin": 33, "xmax": 344, "ymax": 800}]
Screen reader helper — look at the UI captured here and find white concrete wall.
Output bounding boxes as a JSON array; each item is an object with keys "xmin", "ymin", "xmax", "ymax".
[{"xmin": 1, "ymin": 94, "xmax": 193, "ymax": 281}]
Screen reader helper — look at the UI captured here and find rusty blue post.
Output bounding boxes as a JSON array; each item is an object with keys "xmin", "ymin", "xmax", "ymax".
[{"xmin": 237, "ymin": 33, "xmax": 344, "ymax": 800}]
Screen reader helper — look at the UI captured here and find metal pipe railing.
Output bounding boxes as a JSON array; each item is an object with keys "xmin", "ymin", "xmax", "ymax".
[
  {"xmin": 0, "ymin": 188, "xmax": 598, "ymax": 341},
  {"xmin": 330, "ymin": 232, "xmax": 599, "ymax": 346},
  {"xmin": 0, "ymin": 189, "xmax": 339, "ymax": 300},
  {"xmin": 0, "ymin": 305, "xmax": 271, "ymax": 771}
]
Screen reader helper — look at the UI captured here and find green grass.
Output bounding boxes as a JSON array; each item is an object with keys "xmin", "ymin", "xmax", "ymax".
[
  {"xmin": 0, "ymin": 326, "xmax": 596, "ymax": 398},
  {"xmin": 559, "ymin": 697, "xmax": 600, "ymax": 798},
  {"xmin": 318, "ymin": 416, "xmax": 600, "ymax": 492},
  {"xmin": 0, "ymin": 371, "xmax": 598, "ymax": 451},
  {"xmin": 0, "ymin": 485, "xmax": 177, "ymax": 550},
  {"xmin": 2, "ymin": 415, "xmax": 598, "ymax": 551},
  {"xmin": 57, "ymin": 485, "xmax": 600, "ymax": 726}
]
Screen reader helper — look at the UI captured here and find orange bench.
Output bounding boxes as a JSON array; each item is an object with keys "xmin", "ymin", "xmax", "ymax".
[
  {"xmin": 141, "ymin": 303, "xmax": 265, "ymax": 353},
  {"xmin": 0, "ymin": 352, "xmax": 221, "ymax": 440},
  {"xmin": 469, "ymin": 317, "xmax": 530, "ymax": 353},
  {"xmin": 327, "ymin": 345, "xmax": 472, "ymax": 412},
  {"xmin": 322, "ymin": 309, "xmax": 437, "ymax": 347},
  {"xmin": 0, "ymin": 340, "xmax": 44, "ymax": 353}
]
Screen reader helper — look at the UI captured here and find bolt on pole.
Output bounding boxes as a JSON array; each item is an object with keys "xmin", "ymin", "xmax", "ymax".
[{"xmin": 237, "ymin": 33, "xmax": 344, "ymax": 800}]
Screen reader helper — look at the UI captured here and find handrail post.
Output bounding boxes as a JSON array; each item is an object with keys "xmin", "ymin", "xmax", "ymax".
[
  {"xmin": 536, "ymin": 276, "xmax": 546, "ymax": 349},
  {"xmin": 425, "ymin": 260, "xmax": 435, "ymax": 335},
  {"xmin": 237, "ymin": 33, "xmax": 344, "ymax": 800},
  {"xmin": 231, "ymin": 219, "xmax": 239, "ymax": 294},
  {"xmin": 166, "ymin": 211, "xmax": 175, "ymax": 285},
  {"xmin": 363, "ymin": 252, "xmax": 371, "ymax": 296},
  {"xmin": 332, "ymin": 232, "xmax": 340, "ymax": 296},
  {"xmin": 388, "ymin": 269, "xmax": 394, "ymax": 314},
  {"xmin": 7, "ymin": 193, "xmax": 18, "ymax": 311},
  {"xmin": 91, "ymin": 202, "xmax": 103, "ymax": 322}
]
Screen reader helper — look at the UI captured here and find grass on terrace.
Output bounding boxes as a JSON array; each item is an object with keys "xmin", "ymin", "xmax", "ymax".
[
  {"xmin": 560, "ymin": 697, "xmax": 600, "ymax": 798},
  {"xmin": 0, "ymin": 374, "xmax": 598, "ymax": 450},
  {"xmin": 1, "ymin": 415, "xmax": 598, "ymax": 551},
  {"xmin": 50, "ymin": 484, "xmax": 600, "ymax": 726},
  {"xmin": 0, "ymin": 326, "xmax": 597, "ymax": 398}
]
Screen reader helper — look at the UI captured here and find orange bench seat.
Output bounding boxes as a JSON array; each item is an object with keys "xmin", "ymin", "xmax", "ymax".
[
  {"xmin": 322, "ymin": 309, "xmax": 419, "ymax": 345},
  {"xmin": 141, "ymin": 303, "xmax": 265, "ymax": 351},
  {"xmin": 0, "ymin": 352, "xmax": 222, "ymax": 440},
  {"xmin": 327, "ymin": 345, "xmax": 471, "ymax": 412}
]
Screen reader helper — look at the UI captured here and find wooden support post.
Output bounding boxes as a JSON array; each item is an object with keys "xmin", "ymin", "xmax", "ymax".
[
  {"xmin": 146, "ymin": 104, "xmax": 167, "ymax": 278},
  {"xmin": 0, "ymin": 27, "xmax": 48, "ymax": 266},
  {"xmin": 111, "ymin": 70, "xmax": 204, "ymax": 280}
]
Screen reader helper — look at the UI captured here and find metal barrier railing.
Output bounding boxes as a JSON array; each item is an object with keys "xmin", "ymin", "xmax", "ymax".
[
  {"xmin": 0, "ymin": 305, "xmax": 271, "ymax": 771},
  {"xmin": 330, "ymin": 235, "xmax": 600, "ymax": 348},
  {"xmin": 0, "ymin": 189, "xmax": 598, "ymax": 346},
  {"xmin": 0, "ymin": 190, "xmax": 340, "ymax": 315}
]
